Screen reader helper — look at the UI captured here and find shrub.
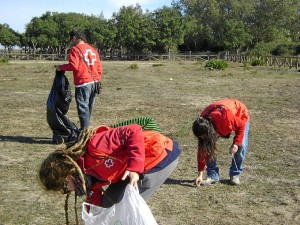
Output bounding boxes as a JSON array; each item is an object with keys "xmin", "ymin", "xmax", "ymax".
[
  {"xmin": 271, "ymin": 43, "xmax": 299, "ymax": 56},
  {"xmin": 250, "ymin": 42, "xmax": 300, "ymax": 56},
  {"xmin": 250, "ymin": 57, "xmax": 265, "ymax": 66},
  {"xmin": 0, "ymin": 58, "xmax": 9, "ymax": 64},
  {"xmin": 250, "ymin": 42, "xmax": 276, "ymax": 56},
  {"xmin": 152, "ymin": 63, "xmax": 164, "ymax": 67},
  {"xmin": 128, "ymin": 64, "xmax": 138, "ymax": 69},
  {"xmin": 205, "ymin": 59, "xmax": 228, "ymax": 70}
]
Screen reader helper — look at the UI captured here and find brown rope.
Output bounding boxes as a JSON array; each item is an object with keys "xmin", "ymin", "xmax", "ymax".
[
  {"xmin": 75, "ymin": 194, "xmax": 79, "ymax": 225},
  {"xmin": 64, "ymin": 155, "xmax": 88, "ymax": 225},
  {"xmin": 64, "ymin": 193, "xmax": 70, "ymax": 225},
  {"xmin": 65, "ymin": 155, "xmax": 87, "ymax": 196}
]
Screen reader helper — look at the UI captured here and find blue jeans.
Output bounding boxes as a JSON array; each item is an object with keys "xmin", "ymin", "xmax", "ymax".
[
  {"xmin": 207, "ymin": 121, "xmax": 250, "ymax": 180},
  {"xmin": 75, "ymin": 83, "xmax": 96, "ymax": 129}
]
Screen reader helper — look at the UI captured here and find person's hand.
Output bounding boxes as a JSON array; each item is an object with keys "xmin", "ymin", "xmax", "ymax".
[
  {"xmin": 122, "ymin": 170, "xmax": 139, "ymax": 189},
  {"xmin": 194, "ymin": 172, "xmax": 203, "ymax": 187},
  {"xmin": 54, "ymin": 65, "xmax": 61, "ymax": 71},
  {"xmin": 229, "ymin": 144, "xmax": 238, "ymax": 154}
]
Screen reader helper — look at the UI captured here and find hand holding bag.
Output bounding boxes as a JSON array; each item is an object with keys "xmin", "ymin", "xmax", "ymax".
[{"xmin": 82, "ymin": 184, "xmax": 158, "ymax": 225}]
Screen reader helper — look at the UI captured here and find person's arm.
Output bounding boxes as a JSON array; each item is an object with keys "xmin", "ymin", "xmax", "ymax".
[
  {"xmin": 86, "ymin": 188, "xmax": 103, "ymax": 206},
  {"xmin": 59, "ymin": 47, "xmax": 80, "ymax": 71},
  {"xmin": 228, "ymin": 112, "xmax": 246, "ymax": 147},
  {"xmin": 119, "ymin": 124, "xmax": 145, "ymax": 188},
  {"xmin": 194, "ymin": 170, "xmax": 204, "ymax": 187},
  {"xmin": 195, "ymin": 148, "xmax": 207, "ymax": 187}
]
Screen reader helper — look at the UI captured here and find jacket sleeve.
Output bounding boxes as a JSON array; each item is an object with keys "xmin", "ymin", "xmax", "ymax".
[
  {"xmin": 197, "ymin": 147, "xmax": 207, "ymax": 171},
  {"xmin": 121, "ymin": 124, "xmax": 145, "ymax": 173},
  {"xmin": 227, "ymin": 112, "xmax": 246, "ymax": 146},
  {"xmin": 59, "ymin": 47, "xmax": 80, "ymax": 71},
  {"xmin": 86, "ymin": 188, "xmax": 102, "ymax": 206}
]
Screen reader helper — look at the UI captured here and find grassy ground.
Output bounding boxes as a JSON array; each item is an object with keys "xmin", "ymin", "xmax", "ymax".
[{"xmin": 0, "ymin": 60, "xmax": 299, "ymax": 225}]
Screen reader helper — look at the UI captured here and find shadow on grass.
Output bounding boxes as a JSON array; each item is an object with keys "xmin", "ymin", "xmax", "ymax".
[
  {"xmin": 165, "ymin": 178, "xmax": 233, "ymax": 187},
  {"xmin": 220, "ymin": 179, "xmax": 232, "ymax": 185},
  {"xmin": 0, "ymin": 135, "xmax": 53, "ymax": 144},
  {"xmin": 164, "ymin": 178, "xmax": 195, "ymax": 187}
]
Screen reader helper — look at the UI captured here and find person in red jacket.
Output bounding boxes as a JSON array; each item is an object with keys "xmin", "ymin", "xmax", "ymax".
[
  {"xmin": 192, "ymin": 98, "xmax": 250, "ymax": 186},
  {"xmin": 55, "ymin": 29, "xmax": 103, "ymax": 129},
  {"xmin": 39, "ymin": 122, "xmax": 181, "ymax": 208}
]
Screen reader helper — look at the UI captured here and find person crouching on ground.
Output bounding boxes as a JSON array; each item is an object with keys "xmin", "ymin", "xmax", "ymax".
[
  {"xmin": 192, "ymin": 98, "xmax": 250, "ymax": 186},
  {"xmin": 39, "ymin": 122, "xmax": 181, "ymax": 208}
]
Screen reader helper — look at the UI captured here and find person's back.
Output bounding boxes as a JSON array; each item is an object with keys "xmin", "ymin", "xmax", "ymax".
[{"xmin": 55, "ymin": 29, "xmax": 103, "ymax": 129}]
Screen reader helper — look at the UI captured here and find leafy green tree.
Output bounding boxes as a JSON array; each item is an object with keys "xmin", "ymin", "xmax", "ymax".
[
  {"xmin": 152, "ymin": 6, "xmax": 184, "ymax": 53},
  {"xmin": 0, "ymin": 23, "xmax": 20, "ymax": 53},
  {"xmin": 85, "ymin": 15, "xmax": 117, "ymax": 54},
  {"xmin": 112, "ymin": 4, "xmax": 157, "ymax": 54},
  {"xmin": 221, "ymin": 19, "xmax": 252, "ymax": 52},
  {"xmin": 250, "ymin": 0, "xmax": 300, "ymax": 43},
  {"xmin": 25, "ymin": 12, "xmax": 60, "ymax": 53},
  {"xmin": 175, "ymin": 0, "xmax": 256, "ymax": 51}
]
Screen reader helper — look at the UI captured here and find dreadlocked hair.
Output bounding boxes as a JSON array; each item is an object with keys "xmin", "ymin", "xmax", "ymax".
[
  {"xmin": 192, "ymin": 117, "xmax": 218, "ymax": 162},
  {"xmin": 39, "ymin": 127, "xmax": 96, "ymax": 192},
  {"xmin": 39, "ymin": 127, "xmax": 97, "ymax": 225}
]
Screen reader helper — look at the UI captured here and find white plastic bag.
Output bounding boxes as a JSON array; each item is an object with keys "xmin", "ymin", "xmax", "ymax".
[{"xmin": 82, "ymin": 184, "xmax": 158, "ymax": 225}]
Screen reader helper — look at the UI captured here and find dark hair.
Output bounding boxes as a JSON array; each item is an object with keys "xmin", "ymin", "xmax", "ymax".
[
  {"xmin": 192, "ymin": 117, "xmax": 218, "ymax": 161},
  {"xmin": 69, "ymin": 28, "xmax": 87, "ymax": 42}
]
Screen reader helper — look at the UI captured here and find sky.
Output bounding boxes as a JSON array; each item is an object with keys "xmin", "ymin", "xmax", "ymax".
[{"xmin": 0, "ymin": 0, "xmax": 173, "ymax": 33}]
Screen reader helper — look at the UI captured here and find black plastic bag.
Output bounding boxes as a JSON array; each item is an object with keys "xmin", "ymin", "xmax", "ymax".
[{"xmin": 46, "ymin": 70, "xmax": 79, "ymax": 144}]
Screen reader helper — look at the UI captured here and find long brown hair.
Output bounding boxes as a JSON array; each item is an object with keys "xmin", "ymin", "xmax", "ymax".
[{"xmin": 192, "ymin": 117, "xmax": 218, "ymax": 161}]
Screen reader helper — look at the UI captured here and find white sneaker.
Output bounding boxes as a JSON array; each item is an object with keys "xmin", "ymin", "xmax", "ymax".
[
  {"xmin": 201, "ymin": 177, "xmax": 219, "ymax": 186},
  {"xmin": 230, "ymin": 176, "xmax": 241, "ymax": 185}
]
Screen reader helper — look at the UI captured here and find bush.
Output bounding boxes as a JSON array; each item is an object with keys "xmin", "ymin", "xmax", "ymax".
[
  {"xmin": 250, "ymin": 57, "xmax": 265, "ymax": 66},
  {"xmin": 152, "ymin": 63, "xmax": 164, "ymax": 67},
  {"xmin": 271, "ymin": 43, "xmax": 299, "ymax": 56},
  {"xmin": 0, "ymin": 58, "xmax": 9, "ymax": 64},
  {"xmin": 205, "ymin": 59, "xmax": 228, "ymax": 70},
  {"xmin": 250, "ymin": 42, "xmax": 300, "ymax": 57},
  {"xmin": 128, "ymin": 64, "xmax": 138, "ymax": 69}
]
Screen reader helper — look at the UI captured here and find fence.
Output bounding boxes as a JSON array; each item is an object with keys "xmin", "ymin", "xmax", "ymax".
[
  {"xmin": 226, "ymin": 53, "xmax": 300, "ymax": 70},
  {"xmin": 1, "ymin": 51, "xmax": 299, "ymax": 70},
  {"xmin": 0, "ymin": 51, "xmax": 219, "ymax": 62}
]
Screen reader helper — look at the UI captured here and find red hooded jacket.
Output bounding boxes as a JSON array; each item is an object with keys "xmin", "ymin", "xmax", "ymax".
[
  {"xmin": 77, "ymin": 124, "xmax": 173, "ymax": 206},
  {"xmin": 197, "ymin": 98, "xmax": 249, "ymax": 171}
]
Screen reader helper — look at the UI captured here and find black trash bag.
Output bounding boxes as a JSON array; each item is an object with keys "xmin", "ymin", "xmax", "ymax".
[{"xmin": 46, "ymin": 70, "xmax": 79, "ymax": 144}]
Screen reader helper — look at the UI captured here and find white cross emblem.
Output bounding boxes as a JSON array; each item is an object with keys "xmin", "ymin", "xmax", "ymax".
[
  {"xmin": 104, "ymin": 159, "xmax": 114, "ymax": 168},
  {"xmin": 84, "ymin": 49, "xmax": 97, "ymax": 66}
]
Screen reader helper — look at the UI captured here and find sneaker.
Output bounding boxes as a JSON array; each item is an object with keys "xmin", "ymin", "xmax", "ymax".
[
  {"xmin": 230, "ymin": 176, "xmax": 241, "ymax": 185},
  {"xmin": 201, "ymin": 177, "xmax": 219, "ymax": 186}
]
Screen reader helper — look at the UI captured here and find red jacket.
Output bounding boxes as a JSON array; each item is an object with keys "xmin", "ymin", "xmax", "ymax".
[
  {"xmin": 59, "ymin": 43, "xmax": 102, "ymax": 86},
  {"xmin": 77, "ymin": 124, "xmax": 173, "ymax": 206},
  {"xmin": 198, "ymin": 98, "xmax": 249, "ymax": 171}
]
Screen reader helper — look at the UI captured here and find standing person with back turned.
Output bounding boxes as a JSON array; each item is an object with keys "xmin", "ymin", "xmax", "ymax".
[
  {"xmin": 55, "ymin": 29, "xmax": 103, "ymax": 130},
  {"xmin": 192, "ymin": 98, "xmax": 250, "ymax": 186}
]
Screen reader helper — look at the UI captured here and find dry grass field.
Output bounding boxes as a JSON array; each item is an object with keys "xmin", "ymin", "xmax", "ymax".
[{"xmin": 0, "ymin": 60, "xmax": 299, "ymax": 225}]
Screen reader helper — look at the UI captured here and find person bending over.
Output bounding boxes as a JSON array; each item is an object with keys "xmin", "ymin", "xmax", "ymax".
[
  {"xmin": 192, "ymin": 98, "xmax": 250, "ymax": 186},
  {"xmin": 39, "ymin": 121, "xmax": 181, "ymax": 210}
]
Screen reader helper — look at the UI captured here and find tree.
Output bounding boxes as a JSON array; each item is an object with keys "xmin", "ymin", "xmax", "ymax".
[
  {"xmin": 112, "ymin": 4, "xmax": 157, "ymax": 54},
  {"xmin": 0, "ymin": 23, "xmax": 20, "ymax": 53},
  {"xmin": 85, "ymin": 16, "xmax": 117, "ymax": 54},
  {"xmin": 222, "ymin": 19, "xmax": 252, "ymax": 52},
  {"xmin": 152, "ymin": 6, "xmax": 185, "ymax": 53}
]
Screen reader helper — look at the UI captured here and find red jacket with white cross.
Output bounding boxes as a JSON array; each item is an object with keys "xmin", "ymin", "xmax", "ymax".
[{"xmin": 59, "ymin": 43, "xmax": 102, "ymax": 86}]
